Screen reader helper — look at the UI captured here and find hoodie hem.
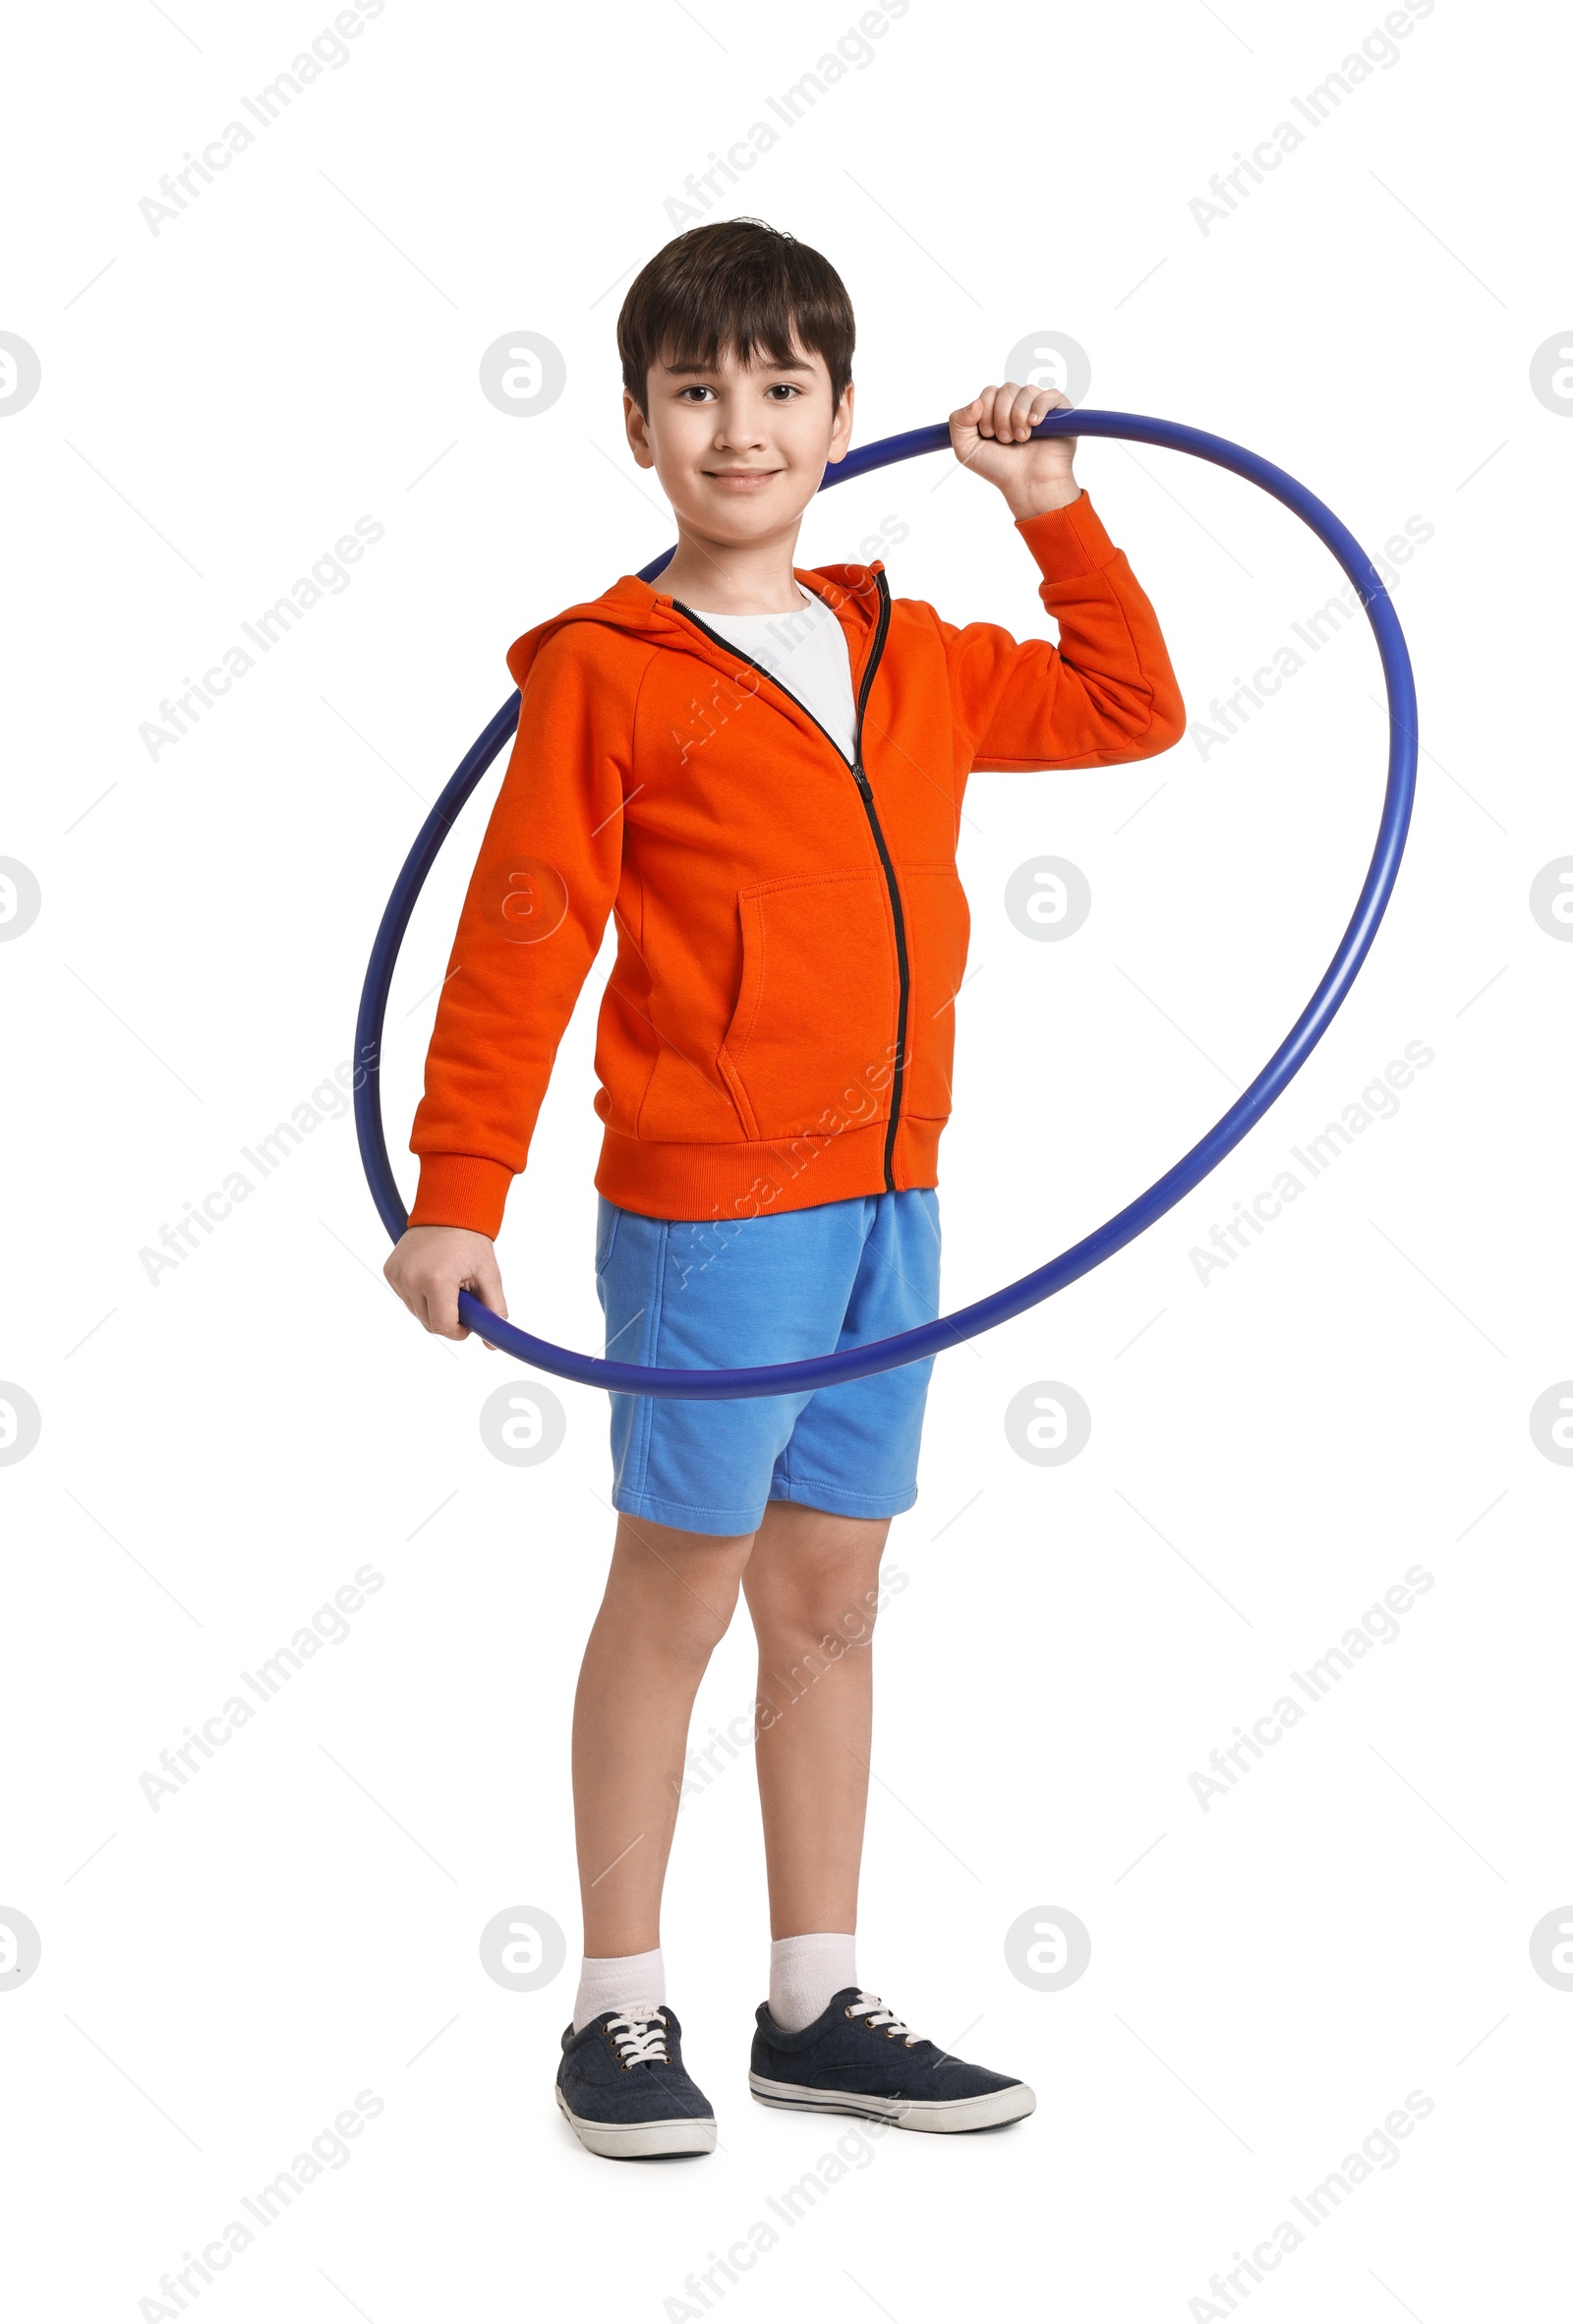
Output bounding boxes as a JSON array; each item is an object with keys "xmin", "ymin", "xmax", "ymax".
[{"xmin": 593, "ymin": 1117, "xmax": 943, "ymax": 1223}]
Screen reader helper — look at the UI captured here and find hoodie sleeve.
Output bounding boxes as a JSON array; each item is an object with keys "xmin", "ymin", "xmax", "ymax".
[
  {"xmin": 937, "ymin": 491, "xmax": 1186, "ymax": 771},
  {"xmin": 406, "ymin": 627, "xmax": 639, "ymax": 1238}
]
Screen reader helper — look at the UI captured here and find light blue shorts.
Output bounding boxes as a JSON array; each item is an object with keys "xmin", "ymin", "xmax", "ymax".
[{"xmin": 595, "ymin": 1189, "xmax": 941, "ymax": 1538}]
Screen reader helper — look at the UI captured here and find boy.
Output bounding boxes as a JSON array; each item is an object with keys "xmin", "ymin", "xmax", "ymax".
[{"xmin": 385, "ymin": 219, "xmax": 1183, "ymax": 2158}]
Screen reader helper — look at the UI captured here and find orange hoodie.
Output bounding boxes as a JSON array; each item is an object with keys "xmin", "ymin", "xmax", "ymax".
[{"xmin": 408, "ymin": 492, "xmax": 1184, "ymax": 1237}]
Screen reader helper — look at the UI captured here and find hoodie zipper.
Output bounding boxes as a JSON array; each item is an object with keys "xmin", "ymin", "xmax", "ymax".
[{"xmin": 672, "ymin": 574, "xmax": 904, "ymax": 1191}]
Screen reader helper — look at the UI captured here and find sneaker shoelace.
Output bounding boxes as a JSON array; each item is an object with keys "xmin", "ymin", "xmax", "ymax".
[
  {"xmin": 607, "ymin": 2007, "xmax": 670, "ymax": 2066},
  {"xmin": 846, "ymin": 1991, "xmax": 922, "ymax": 2048}
]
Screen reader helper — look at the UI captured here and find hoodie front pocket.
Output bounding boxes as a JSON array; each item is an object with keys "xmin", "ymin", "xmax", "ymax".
[
  {"xmin": 899, "ymin": 864, "xmax": 971, "ymax": 1121},
  {"xmin": 719, "ymin": 870, "xmax": 897, "ymax": 1141}
]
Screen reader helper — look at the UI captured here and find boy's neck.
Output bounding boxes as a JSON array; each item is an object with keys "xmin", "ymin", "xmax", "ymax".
[{"xmin": 655, "ymin": 518, "xmax": 811, "ymax": 616}]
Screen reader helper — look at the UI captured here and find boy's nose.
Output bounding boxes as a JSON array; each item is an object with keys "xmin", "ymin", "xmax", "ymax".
[{"xmin": 714, "ymin": 416, "xmax": 768, "ymax": 451}]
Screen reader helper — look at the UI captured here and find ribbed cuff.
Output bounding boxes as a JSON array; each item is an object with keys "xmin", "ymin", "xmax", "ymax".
[
  {"xmin": 1016, "ymin": 491, "xmax": 1117, "ymax": 581},
  {"xmin": 407, "ymin": 1152, "xmax": 514, "ymax": 1238}
]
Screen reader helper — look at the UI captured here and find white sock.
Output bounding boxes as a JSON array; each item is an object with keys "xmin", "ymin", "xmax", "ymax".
[
  {"xmin": 572, "ymin": 1946, "xmax": 666, "ymax": 2033},
  {"xmin": 769, "ymin": 1933, "xmax": 857, "ymax": 2032}
]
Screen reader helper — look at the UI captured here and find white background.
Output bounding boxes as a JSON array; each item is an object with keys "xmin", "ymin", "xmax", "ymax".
[{"xmin": 3, "ymin": 1, "xmax": 1570, "ymax": 2317}]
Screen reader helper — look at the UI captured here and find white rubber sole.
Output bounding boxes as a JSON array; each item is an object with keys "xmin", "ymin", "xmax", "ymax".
[
  {"xmin": 554, "ymin": 2084, "xmax": 717, "ymax": 2159},
  {"xmin": 748, "ymin": 2071, "xmax": 1035, "ymax": 2134}
]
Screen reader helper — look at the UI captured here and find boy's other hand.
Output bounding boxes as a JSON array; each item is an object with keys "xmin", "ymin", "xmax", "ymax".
[
  {"xmin": 383, "ymin": 1225, "xmax": 507, "ymax": 1345},
  {"xmin": 950, "ymin": 383, "xmax": 1080, "ymax": 521}
]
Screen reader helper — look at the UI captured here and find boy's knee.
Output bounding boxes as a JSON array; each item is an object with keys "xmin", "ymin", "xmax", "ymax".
[
  {"xmin": 774, "ymin": 1614, "xmax": 878, "ymax": 1687},
  {"xmin": 668, "ymin": 1587, "xmax": 742, "ymax": 1666},
  {"xmin": 752, "ymin": 1550, "xmax": 884, "ymax": 1654},
  {"xmin": 611, "ymin": 1516, "xmax": 752, "ymax": 1658},
  {"xmin": 753, "ymin": 1508, "xmax": 886, "ymax": 1611}
]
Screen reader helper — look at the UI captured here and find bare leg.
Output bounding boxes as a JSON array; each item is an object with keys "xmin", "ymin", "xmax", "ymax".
[
  {"xmin": 741, "ymin": 1502, "xmax": 891, "ymax": 1938},
  {"xmin": 571, "ymin": 1512, "xmax": 754, "ymax": 1957}
]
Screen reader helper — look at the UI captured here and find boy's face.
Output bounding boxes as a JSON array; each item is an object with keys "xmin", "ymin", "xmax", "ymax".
[{"xmin": 624, "ymin": 341, "xmax": 853, "ymax": 548}]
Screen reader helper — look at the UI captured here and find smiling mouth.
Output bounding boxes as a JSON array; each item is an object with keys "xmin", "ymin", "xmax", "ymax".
[{"xmin": 705, "ymin": 468, "xmax": 781, "ymax": 484}]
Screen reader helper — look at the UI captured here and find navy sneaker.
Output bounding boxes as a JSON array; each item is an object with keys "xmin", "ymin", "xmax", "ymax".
[
  {"xmin": 556, "ymin": 2005, "xmax": 717, "ymax": 2159},
  {"xmin": 750, "ymin": 1988, "xmax": 1034, "ymax": 2134}
]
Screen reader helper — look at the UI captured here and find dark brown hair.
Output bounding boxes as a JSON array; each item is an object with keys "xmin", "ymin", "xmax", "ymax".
[{"xmin": 617, "ymin": 219, "xmax": 854, "ymax": 416}]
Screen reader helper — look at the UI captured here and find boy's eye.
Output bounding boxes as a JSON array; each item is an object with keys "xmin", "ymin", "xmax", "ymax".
[{"xmin": 675, "ymin": 382, "xmax": 800, "ymax": 403}]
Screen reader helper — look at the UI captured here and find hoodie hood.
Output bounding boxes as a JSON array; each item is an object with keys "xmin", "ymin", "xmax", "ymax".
[{"xmin": 504, "ymin": 559, "xmax": 887, "ymax": 692}]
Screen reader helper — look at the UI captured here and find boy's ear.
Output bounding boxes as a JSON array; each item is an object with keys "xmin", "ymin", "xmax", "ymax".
[
  {"xmin": 623, "ymin": 385, "xmax": 656, "ymax": 470},
  {"xmin": 826, "ymin": 378, "xmax": 855, "ymax": 467}
]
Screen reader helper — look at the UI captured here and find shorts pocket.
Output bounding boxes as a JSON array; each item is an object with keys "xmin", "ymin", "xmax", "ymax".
[
  {"xmin": 719, "ymin": 870, "xmax": 897, "ymax": 1140},
  {"xmin": 594, "ymin": 1199, "xmax": 622, "ymax": 1276}
]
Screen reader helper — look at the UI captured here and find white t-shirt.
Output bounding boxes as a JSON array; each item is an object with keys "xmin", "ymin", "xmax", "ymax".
[{"xmin": 689, "ymin": 587, "xmax": 858, "ymax": 764}]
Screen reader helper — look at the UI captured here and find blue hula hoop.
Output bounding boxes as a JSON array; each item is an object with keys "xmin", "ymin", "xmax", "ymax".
[{"xmin": 355, "ymin": 409, "xmax": 1417, "ymax": 1399}]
